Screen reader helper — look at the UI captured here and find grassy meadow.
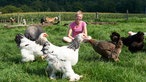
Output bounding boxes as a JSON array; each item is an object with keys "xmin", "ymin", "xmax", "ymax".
[{"xmin": 0, "ymin": 12, "xmax": 146, "ymax": 82}]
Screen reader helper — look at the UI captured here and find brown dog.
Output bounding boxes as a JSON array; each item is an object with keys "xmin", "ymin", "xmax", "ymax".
[{"xmin": 87, "ymin": 32, "xmax": 123, "ymax": 61}]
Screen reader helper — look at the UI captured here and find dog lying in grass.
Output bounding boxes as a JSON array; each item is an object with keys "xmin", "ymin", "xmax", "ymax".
[
  {"xmin": 121, "ymin": 31, "xmax": 144, "ymax": 52},
  {"xmin": 86, "ymin": 32, "xmax": 123, "ymax": 61}
]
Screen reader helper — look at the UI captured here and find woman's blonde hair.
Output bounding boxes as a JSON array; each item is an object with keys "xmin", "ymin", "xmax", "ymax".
[{"xmin": 75, "ymin": 10, "xmax": 83, "ymax": 17}]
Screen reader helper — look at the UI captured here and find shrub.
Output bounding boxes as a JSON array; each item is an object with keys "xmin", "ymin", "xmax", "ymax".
[{"xmin": 0, "ymin": 5, "xmax": 23, "ymax": 14}]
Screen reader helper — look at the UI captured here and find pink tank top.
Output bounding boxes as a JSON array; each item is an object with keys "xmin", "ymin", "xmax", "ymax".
[{"xmin": 69, "ymin": 21, "xmax": 86, "ymax": 37}]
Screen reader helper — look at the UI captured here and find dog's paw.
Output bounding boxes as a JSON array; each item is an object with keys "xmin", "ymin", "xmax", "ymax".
[
  {"xmin": 114, "ymin": 58, "xmax": 120, "ymax": 62},
  {"xmin": 69, "ymin": 74, "xmax": 83, "ymax": 81},
  {"xmin": 21, "ymin": 58, "xmax": 34, "ymax": 62},
  {"xmin": 79, "ymin": 75, "xmax": 83, "ymax": 78},
  {"xmin": 50, "ymin": 74, "xmax": 57, "ymax": 80}
]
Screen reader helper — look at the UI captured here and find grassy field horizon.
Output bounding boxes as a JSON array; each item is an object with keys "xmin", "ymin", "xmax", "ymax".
[{"xmin": 0, "ymin": 12, "xmax": 146, "ymax": 82}]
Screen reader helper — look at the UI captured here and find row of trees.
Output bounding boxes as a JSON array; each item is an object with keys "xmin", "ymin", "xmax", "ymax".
[{"xmin": 0, "ymin": 0, "xmax": 146, "ymax": 13}]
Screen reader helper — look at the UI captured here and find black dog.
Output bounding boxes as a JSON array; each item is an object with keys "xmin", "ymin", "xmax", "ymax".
[
  {"xmin": 110, "ymin": 32, "xmax": 121, "ymax": 45},
  {"xmin": 121, "ymin": 31, "xmax": 144, "ymax": 52}
]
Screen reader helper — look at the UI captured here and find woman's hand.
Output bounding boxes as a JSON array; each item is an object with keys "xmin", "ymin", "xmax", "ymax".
[{"xmin": 68, "ymin": 35, "xmax": 74, "ymax": 40}]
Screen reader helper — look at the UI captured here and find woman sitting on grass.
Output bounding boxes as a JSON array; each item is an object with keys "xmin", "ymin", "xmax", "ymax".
[{"xmin": 63, "ymin": 10, "xmax": 91, "ymax": 43}]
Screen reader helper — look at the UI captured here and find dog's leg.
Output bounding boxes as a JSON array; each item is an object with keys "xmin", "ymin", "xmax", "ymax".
[
  {"xmin": 49, "ymin": 70, "xmax": 57, "ymax": 79},
  {"xmin": 21, "ymin": 49, "xmax": 35, "ymax": 62},
  {"xmin": 21, "ymin": 54, "xmax": 35, "ymax": 62},
  {"xmin": 46, "ymin": 64, "xmax": 53, "ymax": 73},
  {"xmin": 62, "ymin": 61, "xmax": 83, "ymax": 81},
  {"xmin": 46, "ymin": 64, "xmax": 57, "ymax": 80},
  {"xmin": 111, "ymin": 53, "xmax": 120, "ymax": 62},
  {"xmin": 69, "ymin": 74, "xmax": 83, "ymax": 81},
  {"xmin": 21, "ymin": 56, "xmax": 35, "ymax": 62}
]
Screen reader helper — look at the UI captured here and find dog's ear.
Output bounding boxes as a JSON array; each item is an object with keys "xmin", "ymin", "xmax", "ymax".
[
  {"xmin": 112, "ymin": 32, "xmax": 120, "ymax": 37},
  {"xmin": 15, "ymin": 33, "xmax": 24, "ymax": 47},
  {"xmin": 137, "ymin": 31, "xmax": 144, "ymax": 36},
  {"xmin": 110, "ymin": 32, "xmax": 120, "ymax": 40}
]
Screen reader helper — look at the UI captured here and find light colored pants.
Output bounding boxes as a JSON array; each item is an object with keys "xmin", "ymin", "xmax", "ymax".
[{"xmin": 63, "ymin": 36, "xmax": 92, "ymax": 43}]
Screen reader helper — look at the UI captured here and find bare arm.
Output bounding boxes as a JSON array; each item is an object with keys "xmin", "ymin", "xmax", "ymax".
[
  {"xmin": 83, "ymin": 22, "xmax": 88, "ymax": 36},
  {"xmin": 67, "ymin": 28, "xmax": 74, "ymax": 39}
]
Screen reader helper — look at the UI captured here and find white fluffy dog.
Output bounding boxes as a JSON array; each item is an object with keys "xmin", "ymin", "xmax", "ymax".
[
  {"xmin": 41, "ymin": 33, "xmax": 87, "ymax": 81},
  {"xmin": 128, "ymin": 31, "xmax": 146, "ymax": 36},
  {"xmin": 42, "ymin": 42, "xmax": 83, "ymax": 81},
  {"xmin": 15, "ymin": 33, "xmax": 48, "ymax": 62}
]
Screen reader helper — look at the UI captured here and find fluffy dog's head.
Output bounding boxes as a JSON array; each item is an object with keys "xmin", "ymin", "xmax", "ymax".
[
  {"xmin": 110, "ymin": 32, "xmax": 120, "ymax": 44},
  {"xmin": 134, "ymin": 31, "xmax": 144, "ymax": 42},
  {"xmin": 74, "ymin": 33, "xmax": 88, "ymax": 43},
  {"xmin": 15, "ymin": 33, "xmax": 24, "ymax": 47}
]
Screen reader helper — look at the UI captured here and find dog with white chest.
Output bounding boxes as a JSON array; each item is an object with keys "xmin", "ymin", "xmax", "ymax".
[
  {"xmin": 15, "ymin": 33, "xmax": 48, "ymax": 62},
  {"xmin": 42, "ymin": 42, "xmax": 83, "ymax": 81},
  {"xmin": 41, "ymin": 33, "xmax": 88, "ymax": 81}
]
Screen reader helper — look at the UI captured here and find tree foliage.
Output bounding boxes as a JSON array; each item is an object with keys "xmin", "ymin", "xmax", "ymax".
[
  {"xmin": 0, "ymin": 0, "xmax": 146, "ymax": 13},
  {"xmin": 0, "ymin": 5, "xmax": 22, "ymax": 13}
]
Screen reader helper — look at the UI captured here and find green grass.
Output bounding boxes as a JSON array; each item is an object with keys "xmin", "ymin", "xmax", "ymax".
[
  {"xmin": 1, "ymin": 12, "xmax": 146, "ymax": 23},
  {"xmin": 0, "ymin": 19, "xmax": 146, "ymax": 82}
]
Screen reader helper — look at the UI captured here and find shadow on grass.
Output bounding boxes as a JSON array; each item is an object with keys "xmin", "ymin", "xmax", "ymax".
[
  {"xmin": 84, "ymin": 55, "xmax": 116, "ymax": 62},
  {"xmin": 1, "ymin": 54, "xmax": 46, "ymax": 66},
  {"xmin": 1, "ymin": 56, "xmax": 22, "ymax": 64},
  {"xmin": 84, "ymin": 55, "xmax": 106, "ymax": 62},
  {"xmin": 25, "ymin": 65, "xmax": 63, "ymax": 79},
  {"xmin": 25, "ymin": 67, "xmax": 47, "ymax": 77}
]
